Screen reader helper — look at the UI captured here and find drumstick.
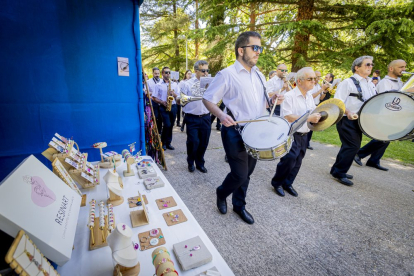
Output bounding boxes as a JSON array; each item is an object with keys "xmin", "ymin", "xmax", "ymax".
[
  {"xmin": 269, "ymin": 89, "xmax": 282, "ymax": 120},
  {"xmin": 351, "ymin": 114, "xmax": 359, "ymax": 120},
  {"xmin": 235, "ymin": 119, "xmax": 267, "ymax": 124}
]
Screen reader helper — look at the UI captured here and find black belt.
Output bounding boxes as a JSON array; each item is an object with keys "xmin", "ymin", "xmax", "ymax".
[
  {"xmin": 186, "ymin": 113, "xmax": 210, "ymax": 117},
  {"xmin": 295, "ymin": 132, "xmax": 308, "ymax": 136}
]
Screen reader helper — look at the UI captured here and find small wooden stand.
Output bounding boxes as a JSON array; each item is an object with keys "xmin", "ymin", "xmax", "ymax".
[
  {"xmin": 130, "ymin": 192, "xmax": 149, "ymax": 228},
  {"xmin": 114, "ymin": 263, "xmax": 140, "ymax": 276},
  {"xmin": 81, "ymin": 194, "xmax": 87, "ymax": 207},
  {"xmin": 89, "ymin": 215, "xmax": 108, "ymax": 251},
  {"xmin": 108, "ymin": 189, "xmax": 124, "ymax": 206},
  {"xmin": 123, "ymin": 156, "xmax": 136, "ymax": 177}
]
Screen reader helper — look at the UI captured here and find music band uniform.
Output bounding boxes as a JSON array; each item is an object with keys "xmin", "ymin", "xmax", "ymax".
[
  {"xmin": 203, "ymin": 60, "xmax": 268, "ymax": 214},
  {"xmin": 153, "ymin": 79, "xmax": 179, "ymax": 149},
  {"xmin": 148, "ymin": 77, "xmax": 162, "ymax": 133},
  {"xmin": 330, "ymin": 73, "xmax": 377, "ymax": 180},
  {"xmin": 355, "ymin": 75, "xmax": 404, "ymax": 169},
  {"xmin": 271, "ymin": 86, "xmax": 316, "ymax": 195},
  {"xmin": 265, "ymin": 75, "xmax": 289, "ymax": 115},
  {"xmin": 181, "ymin": 77, "xmax": 211, "ymax": 172}
]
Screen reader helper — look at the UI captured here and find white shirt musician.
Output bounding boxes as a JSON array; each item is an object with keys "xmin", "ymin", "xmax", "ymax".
[
  {"xmin": 265, "ymin": 64, "xmax": 292, "ymax": 97},
  {"xmin": 147, "ymin": 68, "xmax": 161, "ymax": 94},
  {"xmin": 153, "ymin": 79, "xmax": 179, "ymax": 105},
  {"xmin": 331, "ymin": 56, "xmax": 377, "ymax": 186},
  {"xmin": 376, "ymin": 75, "xmax": 404, "ymax": 93},
  {"xmin": 182, "ymin": 77, "xmax": 210, "ymax": 116}
]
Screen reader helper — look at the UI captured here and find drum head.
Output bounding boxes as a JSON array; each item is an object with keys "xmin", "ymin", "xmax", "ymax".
[
  {"xmin": 359, "ymin": 92, "xmax": 414, "ymax": 141},
  {"xmin": 242, "ymin": 116, "xmax": 290, "ymax": 149}
]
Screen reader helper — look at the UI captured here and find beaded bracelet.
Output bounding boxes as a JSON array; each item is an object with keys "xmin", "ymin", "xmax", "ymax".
[
  {"xmin": 159, "ymin": 269, "xmax": 179, "ymax": 276},
  {"xmin": 152, "ymin": 249, "xmax": 170, "ymax": 264},
  {"xmin": 155, "ymin": 258, "xmax": 175, "ymax": 274}
]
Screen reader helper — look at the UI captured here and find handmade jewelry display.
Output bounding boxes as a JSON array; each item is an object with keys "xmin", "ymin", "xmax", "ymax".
[
  {"xmin": 136, "ymin": 160, "xmax": 157, "ymax": 178},
  {"xmin": 108, "ymin": 203, "xmax": 115, "ymax": 232},
  {"xmin": 173, "ymin": 236, "xmax": 212, "ymax": 271},
  {"xmin": 104, "ymin": 169, "xmax": 124, "ymax": 206},
  {"xmin": 144, "ymin": 176, "xmax": 165, "ymax": 190},
  {"xmin": 195, "ymin": 267, "xmax": 221, "ymax": 276},
  {"xmin": 5, "ymin": 230, "xmax": 60, "ymax": 276},
  {"xmin": 87, "ymin": 199, "xmax": 109, "ymax": 250},
  {"xmin": 162, "ymin": 209, "xmax": 188, "ymax": 226},
  {"xmin": 138, "ymin": 228, "xmax": 165, "ymax": 251},
  {"xmin": 151, "ymin": 247, "xmax": 178, "ymax": 276},
  {"xmin": 107, "ymin": 223, "xmax": 140, "ymax": 276},
  {"xmin": 51, "ymin": 158, "xmax": 82, "ymax": 197},
  {"xmin": 42, "ymin": 133, "xmax": 100, "ymax": 189},
  {"xmin": 122, "ymin": 149, "xmax": 136, "ymax": 177},
  {"xmin": 155, "ymin": 196, "xmax": 177, "ymax": 210},
  {"xmin": 93, "ymin": 142, "xmax": 123, "ymax": 168},
  {"xmin": 130, "ymin": 191, "xmax": 150, "ymax": 228},
  {"xmin": 128, "ymin": 195, "xmax": 148, "ymax": 208}
]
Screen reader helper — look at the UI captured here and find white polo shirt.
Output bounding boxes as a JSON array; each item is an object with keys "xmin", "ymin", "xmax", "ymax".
[
  {"xmin": 311, "ymin": 83, "xmax": 322, "ymax": 105},
  {"xmin": 153, "ymin": 79, "xmax": 179, "ymax": 104},
  {"xmin": 203, "ymin": 60, "xmax": 268, "ymax": 125},
  {"xmin": 181, "ymin": 77, "xmax": 210, "ymax": 115},
  {"xmin": 147, "ymin": 77, "xmax": 160, "ymax": 94},
  {"xmin": 265, "ymin": 76, "xmax": 289, "ymax": 96},
  {"xmin": 281, "ymin": 87, "xmax": 316, "ymax": 133},
  {"xmin": 376, "ymin": 75, "xmax": 403, "ymax": 93},
  {"xmin": 334, "ymin": 74, "xmax": 377, "ymax": 115}
]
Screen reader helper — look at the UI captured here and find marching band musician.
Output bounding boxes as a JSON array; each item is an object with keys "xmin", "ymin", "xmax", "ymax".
[
  {"xmin": 330, "ymin": 56, "xmax": 377, "ymax": 186},
  {"xmin": 353, "ymin": 59, "xmax": 407, "ymax": 171},
  {"xmin": 148, "ymin": 67, "xmax": 163, "ymax": 134},
  {"xmin": 153, "ymin": 66, "xmax": 180, "ymax": 151},
  {"xmin": 265, "ymin": 63, "xmax": 292, "ymax": 115},
  {"xmin": 271, "ymin": 67, "xmax": 321, "ymax": 197},
  {"xmin": 179, "ymin": 70, "xmax": 193, "ymax": 132},
  {"xmin": 203, "ymin": 31, "xmax": 284, "ymax": 225},
  {"xmin": 181, "ymin": 61, "xmax": 211, "ymax": 173}
]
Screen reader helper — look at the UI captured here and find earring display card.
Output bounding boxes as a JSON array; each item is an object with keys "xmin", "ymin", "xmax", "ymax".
[
  {"xmin": 156, "ymin": 196, "xmax": 177, "ymax": 210},
  {"xmin": 194, "ymin": 267, "xmax": 221, "ymax": 276},
  {"xmin": 138, "ymin": 228, "xmax": 166, "ymax": 251},
  {"xmin": 162, "ymin": 209, "xmax": 187, "ymax": 226},
  {"xmin": 65, "ymin": 158, "xmax": 79, "ymax": 169},
  {"xmin": 127, "ymin": 195, "xmax": 148, "ymax": 208},
  {"xmin": 144, "ymin": 177, "xmax": 165, "ymax": 190},
  {"xmin": 173, "ymin": 236, "xmax": 212, "ymax": 271},
  {"xmin": 137, "ymin": 166, "xmax": 157, "ymax": 179}
]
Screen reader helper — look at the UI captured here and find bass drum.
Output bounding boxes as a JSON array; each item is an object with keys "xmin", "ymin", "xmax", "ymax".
[{"xmin": 358, "ymin": 91, "xmax": 414, "ymax": 141}]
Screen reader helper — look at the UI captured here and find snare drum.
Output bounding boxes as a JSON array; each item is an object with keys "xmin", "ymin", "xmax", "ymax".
[
  {"xmin": 241, "ymin": 115, "xmax": 293, "ymax": 160},
  {"xmin": 358, "ymin": 91, "xmax": 414, "ymax": 141}
]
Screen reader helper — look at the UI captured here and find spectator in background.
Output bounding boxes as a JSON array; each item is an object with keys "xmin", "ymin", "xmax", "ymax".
[
  {"xmin": 372, "ymin": 77, "xmax": 379, "ymax": 86},
  {"xmin": 269, "ymin": 70, "xmax": 277, "ymax": 80}
]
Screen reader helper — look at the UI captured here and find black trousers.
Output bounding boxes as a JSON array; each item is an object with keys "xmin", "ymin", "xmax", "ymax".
[
  {"xmin": 152, "ymin": 100, "xmax": 163, "ymax": 134},
  {"xmin": 176, "ymin": 105, "xmax": 182, "ymax": 125},
  {"xmin": 185, "ymin": 113, "xmax": 211, "ymax": 167},
  {"xmin": 330, "ymin": 117, "xmax": 362, "ymax": 178},
  {"xmin": 357, "ymin": 139, "xmax": 390, "ymax": 165},
  {"xmin": 159, "ymin": 104, "xmax": 177, "ymax": 146},
  {"xmin": 210, "ymin": 102, "xmax": 225, "ymax": 128},
  {"xmin": 307, "ymin": 130, "xmax": 313, "ymax": 147},
  {"xmin": 271, "ymin": 133, "xmax": 308, "ymax": 188},
  {"xmin": 217, "ymin": 126, "xmax": 257, "ymax": 211}
]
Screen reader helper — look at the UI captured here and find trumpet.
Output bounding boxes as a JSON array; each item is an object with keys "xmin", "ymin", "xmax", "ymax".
[
  {"xmin": 402, "ymin": 71, "xmax": 414, "ymax": 75},
  {"xmin": 179, "ymin": 92, "xmax": 203, "ymax": 107},
  {"xmin": 282, "ymin": 73, "xmax": 294, "ymax": 90},
  {"xmin": 166, "ymin": 80, "xmax": 174, "ymax": 112}
]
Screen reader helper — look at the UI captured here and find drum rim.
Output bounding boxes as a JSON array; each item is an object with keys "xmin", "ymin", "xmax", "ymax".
[
  {"xmin": 241, "ymin": 115, "xmax": 291, "ymax": 150},
  {"xmin": 358, "ymin": 90, "xmax": 414, "ymax": 141}
]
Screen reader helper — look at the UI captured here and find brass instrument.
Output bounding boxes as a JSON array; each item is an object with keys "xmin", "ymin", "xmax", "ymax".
[
  {"xmin": 282, "ymin": 73, "xmax": 294, "ymax": 90},
  {"xmin": 179, "ymin": 91, "xmax": 203, "ymax": 107},
  {"xmin": 402, "ymin": 71, "xmax": 414, "ymax": 75},
  {"xmin": 166, "ymin": 80, "xmax": 174, "ymax": 112}
]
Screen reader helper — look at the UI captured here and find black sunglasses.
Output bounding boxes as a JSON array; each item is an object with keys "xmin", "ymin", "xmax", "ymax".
[
  {"xmin": 164, "ymin": 71, "xmax": 171, "ymax": 74},
  {"xmin": 197, "ymin": 69, "xmax": 210, "ymax": 73},
  {"xmin": 240, "ymin": 45, "xmax": 263, "ymax": 53},
  {"xmin": 278, "ymin": 69, "xmax": 288, "ymax": 73},
  {"xmin": 364, "ymin": 63, "xmax": 374, "ymax": 67}
]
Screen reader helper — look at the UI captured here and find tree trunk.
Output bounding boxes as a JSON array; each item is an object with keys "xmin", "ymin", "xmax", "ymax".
[
  {"xmin": 173, "ymin": 0, "xmax": 179, "ymax": 71},
  {"xmin": 195, "ymin": 0, "xmax": 199, "ymax": 59},
  {"xmin": 249, "ymin": 2, "xmax": 257, "ymax": 31},
  {"xmin": 291, "ymin": 0, "xmax": 314, "ymax": 72}
]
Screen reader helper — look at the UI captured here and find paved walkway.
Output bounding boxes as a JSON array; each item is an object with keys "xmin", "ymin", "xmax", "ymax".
[{"xmin": 161, "ymin": 126, "xmax": 414, "ymax": 276}]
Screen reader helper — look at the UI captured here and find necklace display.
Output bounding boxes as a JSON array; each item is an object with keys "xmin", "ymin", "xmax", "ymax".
[{"xmin": 25, "ymin": 249, "xmax": 49, "ymax": 276}]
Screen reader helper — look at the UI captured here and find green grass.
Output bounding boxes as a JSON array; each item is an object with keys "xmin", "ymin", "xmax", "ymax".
[{"xmin": 312, "ymin": 126, "xmax": 414, "ymax": 165}]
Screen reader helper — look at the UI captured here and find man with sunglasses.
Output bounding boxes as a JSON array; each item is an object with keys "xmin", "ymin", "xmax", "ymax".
[
  {"xmin": 203, "ymin": 31, "xmax": 284, "ymax": 224},
  {"xmin": 265, "ymin": 64, "xmax": 292, "ymax": 115},
  {"xmin": 148, "ymin": 67, "xmax": 163, "ymax": 134},
  {"xmin": 181, "ymin": 60, "xmax": 211, "ymax": 173},
  {"xmin": 153, "ymin": 66, "xmax": 179, "ymax": 150},
  {"xmin": 330, "ymin": 56, "xmax": 377, "ymax": 186},
  {"xmin": 271, "ymin": 67, "xmax": 321, "ymax": 197}
]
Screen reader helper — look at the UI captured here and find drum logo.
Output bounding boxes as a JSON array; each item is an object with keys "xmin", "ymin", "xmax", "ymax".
[{"xmin": 385, "ymin": 97, "xmax": 402, "ymax": 111}]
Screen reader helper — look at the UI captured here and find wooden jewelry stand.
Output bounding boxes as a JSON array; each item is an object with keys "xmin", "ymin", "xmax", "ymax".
[
  {"xmin": 130, "ymin": 191, "xmax": 149, "ymax": 228},
  {"xmin": 89, "ymin": 215, "xmax": 108, "ymax": 250},
  {"xmin": 68, "ymin": 152, "xmax": 100, "ymax": 189},
  {"xmin": 94, "ymin": 142, "xmax": 123, "ymax": 168},
  {"xmin": 113, "ymin": 263, "xmax": 140, "ymax": 276},
  {"xmin": 123, "ymin": 156, "xmax": 136, "ymax": 177},
  {"xmin": 108, "ymin": 189, "xmax": 124, "ymax": 206}
]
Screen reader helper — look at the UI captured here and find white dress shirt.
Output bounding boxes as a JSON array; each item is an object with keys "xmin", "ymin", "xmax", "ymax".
[
  {"xmin": 203, "ymin": 60, "xmax": 268, "ymax": 125},
  {"xmin": 281, "ymin": 87, "xmax": 316, "ymax": 133},
  {"xmin": 265, "ymin": 76, "xmax": 289, "ymax": 96},
  {"xmin": 147, "ymin": 77, "xmax": 160, "ymax": 94},
  {"xmin": 181, "ymin": 77, "xmax": 210, "ymax": 115},
  {"xmin": 311, "ymin": 83, "xmax": 322, "ymax": 105},
  {"xmin": 334, "ymin": 74, "xmax": 377, "ymax": 115},
  {"xmin": 376, "ymin": 75, "xmax": 404, "ymax": 93},
  {"xmin": 153, "ymin": 79, "xmax": 179, "ymax": 104}
]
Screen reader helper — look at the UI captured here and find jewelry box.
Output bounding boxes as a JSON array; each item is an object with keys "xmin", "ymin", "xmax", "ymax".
[{"xmin": 173, "ymin": 236, "xmax": 212, "ymax": 271}]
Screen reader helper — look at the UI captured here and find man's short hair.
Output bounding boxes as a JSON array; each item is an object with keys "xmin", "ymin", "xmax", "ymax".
[
  {"xmin": 269, "ymin": 70, "xmax": 276, "ymax": 78},
  {"xmin": 374, "ymin": 70, "xmax": 380, "ymax": 75},
  {"xmin": 235, "ymin": 31, "xmax": 262, "ymax": 58},
  {"xmin": 194, "ymin": 60, "xmax": 208, "ymax": 70},
  {"xmin": 296, "ymin": 67, "xmax": 313, "ymax": 81},
  {"xmin": 327, "ymin": 73, "xmax": 334, "ymax": 81},
  {"xmin": 153, "ymin": 67, "xmax": 160, "ymax": 72},
  {"xmin": 162, "ymin": 67, "xmax": 170, "ymax": 73},
  {"xmin": 351, "ymin": 56, "xmax": 373, "ymax": 73}
]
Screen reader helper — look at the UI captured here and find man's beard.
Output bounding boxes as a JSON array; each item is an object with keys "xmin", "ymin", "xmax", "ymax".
[
  {"xmin": 154, "ymin": 76, "xmax": 160, "ymax": 81},
  {"xmin": 242, "ymin": 54, "xmax": 257, "ymax": 68}
]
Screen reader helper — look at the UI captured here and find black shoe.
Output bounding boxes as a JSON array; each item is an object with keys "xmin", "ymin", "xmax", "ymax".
[
  {"xmin": 196, "ymin": 166, "xmax": 207, "ymax": 173},
  {"xmin": 233, "ymin": 209, "xmax": 254, "ymax": 224},
  {"xmin": 284, "ymin": 186, "xmax": 298, "ymax": 197},
  {"xmin": 307, "ymin": 146, "xmax": 313, "ymax": 150},
  {"xmin": 177, "ymin": 123, "xmax": 181, "ymax": 127},
  {"xmin": 188, "ymin": 164, "xmax": 195, "ymax": 172},
  {"xmin": 180, "ymin": 126, "xmax": 184, "ymax": 132},
  {"xmin": 366, "ymin": 163, "xmax": 389, "ymax": 171},
  {"xmin": 216, "ymin": 126, "xmax": 221, "ymax": 131},
  {"xmin": 162, "ymin": 145, "xmax": 166, "ymax": 150},
  {"xmin": 274, "ymin": 186, "xmax": 285, "ymax": 197},
  {"xmin": 217, "ymin": 197, "xmax": 227, "ymax": 214},
  {"xmin": 224, "ymin": 155, "xmax": 228, "ymax": 163},
  {"xmin": 345, "ymin": 174, "xmax": 353, "ymax": 179},
  {"xmin": 354, "ymin": 155, "xmax": 362, "ymax": 166},
  {"xmin": 334, "ymin": 177, "xmax": 354, "ymax": 186},
  {"xmin": 166, "ymin": 145, "xmax": 175, "ymax": 150}
]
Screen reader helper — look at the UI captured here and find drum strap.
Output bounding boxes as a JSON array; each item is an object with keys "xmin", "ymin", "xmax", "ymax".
[
  {"xmin": 254, "ymin": 70, "xmax": 273, "ymax": 114},
  {"xmin": 349, "ymin": 77, "xmax": 364, "ymax": 102}
]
